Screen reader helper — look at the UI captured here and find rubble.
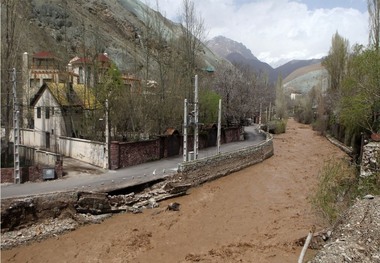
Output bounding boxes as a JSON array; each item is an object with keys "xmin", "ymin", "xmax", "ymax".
[
  {"xmin": 309, "ymin": 196, "xmax": 380, "ymax": 263},
  {"xmin": 1, "ymin": 180, "xmax": 191, "ymax": 250}
]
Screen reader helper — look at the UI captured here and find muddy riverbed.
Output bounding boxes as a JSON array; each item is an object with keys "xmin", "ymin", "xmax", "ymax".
[{"xmin": 1, "ymin": 119, "xmax": 347, "ymax": 263}]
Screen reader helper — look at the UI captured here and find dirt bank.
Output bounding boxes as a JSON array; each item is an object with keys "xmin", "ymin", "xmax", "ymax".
[{"xmin": 1, "ymin": 119, "xmax": 347, "ymax": 263}]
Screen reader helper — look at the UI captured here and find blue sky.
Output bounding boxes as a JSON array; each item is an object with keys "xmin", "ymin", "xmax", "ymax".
[{"xmin": 145, "ymin": 0, "xmax": 369, "ymax": 67}]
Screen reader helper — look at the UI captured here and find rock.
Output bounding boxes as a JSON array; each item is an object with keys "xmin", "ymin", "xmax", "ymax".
[
  {"xmin": 167, "ymin": 202, "xmax": 180, "ymax": 211},
  {"xmin": 363, "ymin": 194, "xmax": 375, "ymax": 200}
]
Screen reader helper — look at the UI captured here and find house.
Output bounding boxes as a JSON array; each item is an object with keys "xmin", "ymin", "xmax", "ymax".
[
  {"xmin": 30, "ymin": 82, "xmax": 100, "ymax": 150},
  {"xmin": 69, "ymin": 53, "xmax": 111, "ymax": 87}
]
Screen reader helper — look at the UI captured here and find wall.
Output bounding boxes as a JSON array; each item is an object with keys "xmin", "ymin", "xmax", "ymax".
[
  {"xmin": 110, "ymin": 139, "xmax": 160, "ymax": 170},
  {"xmin": 361, "ymin": 141, "xmax": 380, "ymax": 177},
  {"xmin": 1, "ymin": 162, "xmax": 63, "ymax": 184},
  {"xmin": 1, "ymin": 168, "xmax": 14, "ymax": 183},
  {"xmin": 19, "ymin": 129, "xmax": 44, "ymax": 149},
  {"xmin": 59, "ymin": 136, "xmax": 105, "ymax": 167},
  {"xmin": 177, "ymin": 133, "xmax": 274, "ymax": 186}
]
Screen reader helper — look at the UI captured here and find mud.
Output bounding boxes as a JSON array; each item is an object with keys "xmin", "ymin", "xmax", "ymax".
[{"xmin": 1, "ymin": 119, "xmax": 347, "ymax": 263}]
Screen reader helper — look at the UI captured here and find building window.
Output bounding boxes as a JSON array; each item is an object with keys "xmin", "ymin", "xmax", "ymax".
[
  {"xmin": 79, "ymin": 67, "xmax": 84, "ymax": 84},
  {"xmin": 37, "ymin": 107, "xmax": 41, "ymax": 118},
  {"xmin": 46, "ymin": 107, "xmax": 50, "ymax": 119},
  {"xmin": 51, "ymin": 129, "xmax": 54, "ymax": 135},
  {"xmin": 51, "ymin": 107, "xmax": 54, "ymax": 115}
]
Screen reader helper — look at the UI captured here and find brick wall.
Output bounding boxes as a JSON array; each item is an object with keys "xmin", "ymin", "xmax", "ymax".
[
  {"xmin": 110, "ymin": 139, "xmax": 160, "ymax": 169},
  {"xmin": 1, "ymin": 168, "xmax": 14, "ymax": 183},
  {"xmin": 109, "ymin": 126, "xmax": 243, "ymax": 170},
  {"xmin": 223, "ymin": 127, "xmax": 241, "ymax": 143},
  {"xmin": 1, "ymin": 163, "xmax": 63, "ymax": 183}
]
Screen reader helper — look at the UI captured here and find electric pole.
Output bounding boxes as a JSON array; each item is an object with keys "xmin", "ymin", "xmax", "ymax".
[
  {"xmin": 183, "ymin": 99, "xmax": 188, "ymax": 162},
  {"xmin": 217, "ymin": 99, "xmax": 222, "ymax": 154},
  {"xmin": 104, "ymin": 99, "xmax": 109, "ymax": 169},
  {"xmin": 13, "ymin": 68, "xmax": 20, "ymax": 184},
  {"xmin": 193, "ymin": 75, "xmax": 199, "ymax": 160}
]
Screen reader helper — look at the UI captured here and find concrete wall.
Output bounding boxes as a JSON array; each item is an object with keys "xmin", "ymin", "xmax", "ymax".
[
  {"xmin": 177, "ymin": 133, "xmax": 274, "ymax": 186},
  {"xmin": 59, "ymin": 136, "xmax": 106, "ymax": 167},
  {"xmin": 20, "ymin": 129, "xmax": 44, "ymax": 148}
]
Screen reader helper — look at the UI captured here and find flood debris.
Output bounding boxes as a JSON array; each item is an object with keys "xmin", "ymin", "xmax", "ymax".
[{"xmin": 166, "ymin": 202, "xmax": 181, "ymax": 211}]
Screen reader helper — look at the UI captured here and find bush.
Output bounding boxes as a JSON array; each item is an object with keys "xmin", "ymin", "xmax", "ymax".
[
  {"xmin": 266, "ymin": 119, "xmax": 287, "ymax": 134},
  {"xmin": 311, "ymin": 159, "xmax": 357, "ymax": 223},
  {"xmin": 312, "ymin": 159, "xmax": 380, "ymax": 224}
]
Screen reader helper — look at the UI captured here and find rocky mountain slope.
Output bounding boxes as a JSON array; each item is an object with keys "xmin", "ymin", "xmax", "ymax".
[
  {"xmin": 8, "ymin": 0, "xmax": 220, "ymax": 71},
  {"xmin": 283, "ymin": 63, "xmax": 328, "ymax": 94}
]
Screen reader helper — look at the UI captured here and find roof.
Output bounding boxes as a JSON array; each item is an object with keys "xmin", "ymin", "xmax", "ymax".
[
  {"xmin": 70, "ymin": 53, "xmax": 110, "ymax": 65},
  {"xmin": 33, "ymin": 51, "xmax": 57, "ymax": 59},
  {"xmin": 31, "ymin": 83, "xmax": 101, "ymax": 110}
]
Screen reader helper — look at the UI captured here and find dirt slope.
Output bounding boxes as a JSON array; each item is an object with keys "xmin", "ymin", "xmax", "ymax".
[{"xmin": 1, "ymin": 118, "xmax": 347, "ymax": 263}]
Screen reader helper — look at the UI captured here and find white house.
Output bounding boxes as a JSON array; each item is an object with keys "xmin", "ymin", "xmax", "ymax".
[{"xmin": 30, "ymin": 82, "xmax": 99, "ymax": 151}]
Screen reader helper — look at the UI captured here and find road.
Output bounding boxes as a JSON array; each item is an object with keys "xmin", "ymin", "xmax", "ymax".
[{"xmin": 1, "ymin": 126, "xmax": 266, "ymax": 199}]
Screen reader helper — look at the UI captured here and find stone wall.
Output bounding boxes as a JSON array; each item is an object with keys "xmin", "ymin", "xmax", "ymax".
[
  {"xmin": 177, "ymin": 133, "xmax": 274, "ymax": 186},
  {"xmin": 361, "ymin": 141, "xmax": 380, "ymax": 177}
]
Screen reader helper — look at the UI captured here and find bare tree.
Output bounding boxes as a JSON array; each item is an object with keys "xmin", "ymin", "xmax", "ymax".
[
  {"xmin": 275, "ymin": 75, "xmax": 287, "ymax": 120},
  {"xmin": 368, "ymin": 0, "xmax": 380, "ymax": 51},
  {"xmin": 1, "ymin": 0, "xmax": 23, "ymax": 165},
  {"xmin": 179, "ymin": 0, "xmax": 206, "ymax": 99}
]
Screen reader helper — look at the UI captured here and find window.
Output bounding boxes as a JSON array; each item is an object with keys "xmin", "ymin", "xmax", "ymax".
[
  {"xmin": 46, "ymin": 107, "xmax": 50, "ymax": 119},
  {"xmin": 51, "ymin": 107, "xmax": 54, "ymax": 115},
  {"xmin": 51, "ymin": 129, "xmax": 54, "ymax": 135},
  {"xmin": 37, "ymin": 107, "xmax": 41, "ymax": 118},
  {"xmin": 79, "ymin": 67, "xmax": 84, "ymax": 84}
]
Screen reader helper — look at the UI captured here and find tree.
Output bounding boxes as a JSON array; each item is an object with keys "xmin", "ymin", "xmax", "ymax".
[
  {"xmin": 339, "ymin": 46, "xmax": 380, "ymax": 134},
  {"xmin": 179, "ymin": 0, "xmax": 206, "ymax": 99},
  {"xmin": 1, "ymin": 0, "xmax": 24, "ymax": 165},
  {"xmin": 322, "ymin": 32, "xmax": 350, "ymax": 93},
  {"xmin": 275, "ymin": 75, "xmax": 287, "ymax": 120},
  {"xmin": 368, "ymin": 0, "xmax": 380, "ymax": 51}
]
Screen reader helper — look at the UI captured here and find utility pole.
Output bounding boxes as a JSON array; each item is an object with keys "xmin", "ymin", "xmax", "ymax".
[
  {"xmin": 268, "ymin": 102, "xmax": 272, "ymax": 122},
  {"xmin": 193, "ymin": 75, "xmax": 199, "ymax": 160},
  {"xmin": 13, "ymin": 68, "xmax": 20, "ymax": 184},
  {"xmin": 183, "ymin": 99, "xmax": 188, "ymax": 162},
  {"xmin": 259, "ymin": 102, "xmax": 262, "ymax": 125},
  {"xmin": 217, "ymin": 99, "xmax": 222, "ymax": 154},
  {"xmin": 104, "ymin": 99, "xmax": 109, "ymax": 169}
]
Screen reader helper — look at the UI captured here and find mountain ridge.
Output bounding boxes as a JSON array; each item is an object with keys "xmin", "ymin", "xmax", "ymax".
[{"xmin": 207, "ymin": 35, "xmax": 322, "ymax": 83}]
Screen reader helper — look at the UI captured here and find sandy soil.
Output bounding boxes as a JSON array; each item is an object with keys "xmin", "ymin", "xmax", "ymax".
[{"xmin": 1, "ymin": 119, "xmax": 347, "ymax": 263}]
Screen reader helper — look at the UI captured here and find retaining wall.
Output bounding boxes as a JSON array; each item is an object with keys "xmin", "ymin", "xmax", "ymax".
[{"xmin": 177, "ymin": 133, "xmax": 274, "ymax": 186}]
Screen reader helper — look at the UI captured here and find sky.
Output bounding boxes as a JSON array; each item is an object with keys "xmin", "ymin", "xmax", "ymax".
[{"xmin": 144, "ymin": 0, "xmax": 369, "ymax": 68}]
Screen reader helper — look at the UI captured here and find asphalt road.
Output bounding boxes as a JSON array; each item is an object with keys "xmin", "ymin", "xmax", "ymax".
[{"xmin": 1, "ymin": 126, "xmax": 266, "ymax": 199}]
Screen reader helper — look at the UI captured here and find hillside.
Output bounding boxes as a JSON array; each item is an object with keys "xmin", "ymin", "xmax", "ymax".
[
  {"xmin": 283, "ymin": 63, "xmax": 328, "ymax": 94},
  {"xmin": 4, "ymin": 0, "xmax": 220, "ymax": 72}
]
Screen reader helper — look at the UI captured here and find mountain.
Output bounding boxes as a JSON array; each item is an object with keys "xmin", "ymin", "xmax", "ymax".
[
  {"xmin": 274, "ymin": 58, "xmax": 323, "ymax": 81},
  {"xmin": 207, "ymin": 35, "xmax": 323, "ymax": 83},
  {"xmin": 8, "ymin": 0, "xmax": 220, "ymax": 72},
  {"xmin": 283, "ymin": 63, "xmax": 328, "ymax": 94},
  {"xmin": 207, "ymin": 36, "xmax": 274, "ymax": 79}
]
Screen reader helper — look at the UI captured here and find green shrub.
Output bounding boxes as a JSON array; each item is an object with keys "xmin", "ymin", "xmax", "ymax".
[
  {"xmin": 267, "ymin": 119, "xmax": 287, "ymax": 134},
  {"xmin": 312, "ymin": 159, "xmax": 380, "ymax": 224},
  {"xmin": 311, "ymin": 159, "xmax": 357, "ymax": 223}
]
